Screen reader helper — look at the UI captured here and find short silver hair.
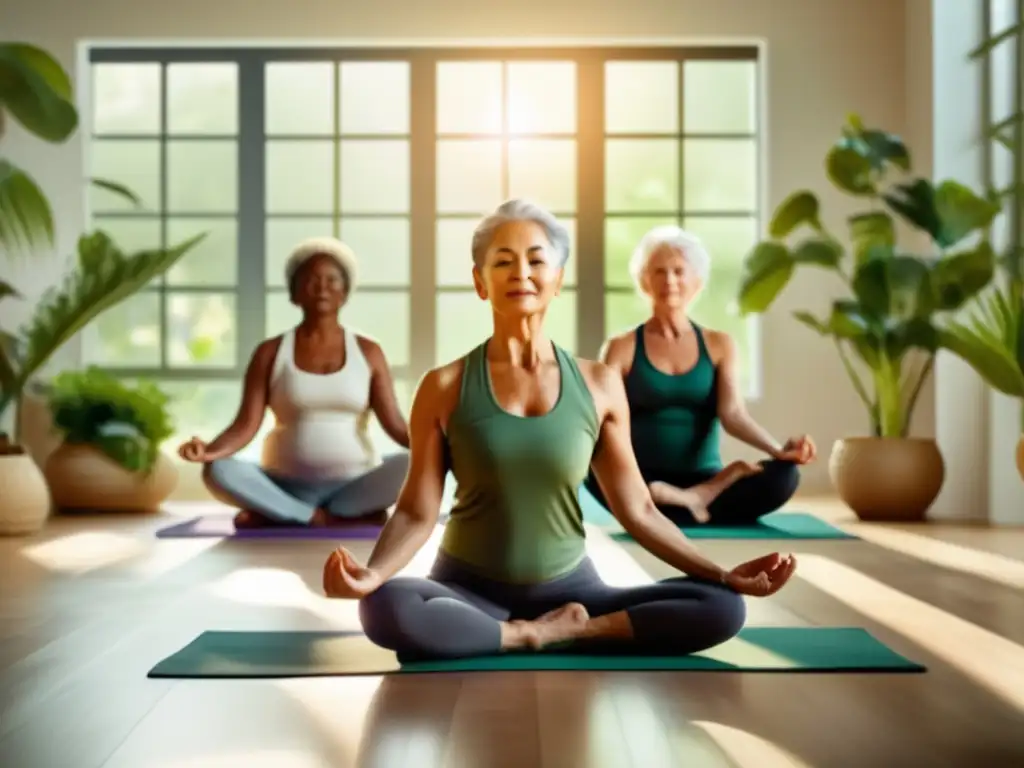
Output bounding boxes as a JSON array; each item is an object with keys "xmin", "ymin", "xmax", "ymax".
[
  {"xmin": 284, "ymin": 237, "xmax": 358, "ymax": 295},
  {"xmin": 629, "ymin": 225, "xmax": 711, "ymax": 292},
  {"xmin": 471, "ymin": 199, "xmax": 571, "ymax": 269}
]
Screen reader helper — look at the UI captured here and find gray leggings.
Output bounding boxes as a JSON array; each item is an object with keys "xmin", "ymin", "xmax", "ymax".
[
  {"xmin": 203, "ymin": 453, "xmax": 409, "ymax": 525},
  {"xmin": 359, "ymin": 552, "xmax": 746, "ymax": 660}
]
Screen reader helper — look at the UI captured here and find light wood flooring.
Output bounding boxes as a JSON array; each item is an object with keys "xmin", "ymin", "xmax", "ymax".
[{"xmin": 1, "ymin": 497, "xmax": 1023, "ymax": 768}]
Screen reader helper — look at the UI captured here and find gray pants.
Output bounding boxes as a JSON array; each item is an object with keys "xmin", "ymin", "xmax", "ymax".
[
  {"xmin": 359, "ymin": 552, "xmax": 746, "ymax": 660},
  {"xmin": 203, "ymin": 453, "xmax": 409, "ymax": 525}
]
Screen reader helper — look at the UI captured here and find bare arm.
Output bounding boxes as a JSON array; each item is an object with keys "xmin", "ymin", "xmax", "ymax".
[
  {"xmin": 364, "ymin": 368, "xmax": 449, "ymax": 581},
  {"xmin": 598, "ymin": 333, "xmax": 634, "ymax": 378},
  {"xmin": 204, "ymin": 339, "xmax": 277, "ymax": 459},
  {"xmin": 358, "ymin": 336, "xmax": 410, "ymax": 449},
  {"xmin": 713, "ymin": 332, "xmax": 783, "ymax": 458},
  {"xmin": 587, "ymin": 364, "xmax": 731, "ymax": 583}
]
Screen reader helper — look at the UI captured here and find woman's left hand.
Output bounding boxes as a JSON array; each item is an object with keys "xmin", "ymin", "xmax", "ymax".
[
  {"xmin": 773, "ymin": 435, "xmax": 816, "ymax": 464},
  {"xmin": 726, "ymin": 553, "xmax": 797, "ymax": 597}
]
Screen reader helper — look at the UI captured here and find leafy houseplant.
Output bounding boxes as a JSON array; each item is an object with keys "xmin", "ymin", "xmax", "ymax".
[
  {"xmin": 736, "ymin": 115, "xmax": 1001, "ymax": 519},
  {"xmin": 939, "ymin": 21, "xmax": 1024, "ymax": 480},
  {"xmin": 46, "ymin": 368, "xmax": 174, "ymax": 473},
  {"xmin": 0, "ymin": 42, "xmax": 204, "ymax": 531}
]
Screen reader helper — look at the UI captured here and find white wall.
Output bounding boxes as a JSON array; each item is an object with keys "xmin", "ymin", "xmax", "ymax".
[{"xmin": 4, "ymin": 0, "xmax": 919, "ymax": 496}]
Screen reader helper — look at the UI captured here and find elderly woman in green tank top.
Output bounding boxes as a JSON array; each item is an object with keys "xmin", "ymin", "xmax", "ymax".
[
  {"xmin": 585, "ymin": 226, "xmax": 817, "ymax": 527},
  {"xmin": 321, "ymin": 199, "xmax": 797, "ymax": 661}
]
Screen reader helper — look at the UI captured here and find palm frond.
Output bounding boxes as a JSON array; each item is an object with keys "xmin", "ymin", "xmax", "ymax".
[
  {"xmin": 941, "ymin": 285, "xmax": 1024, "ymax": 397},
  {"xmin": 0, "ymin": 158, "xmax": 54, "ymax": 254},
  {"xmin": 15, "ymin": 230, "xmax": 206, "ymax": 387},
  {"xmin": 89, "ymin": 177, "xmax": 143, "ymax": 208}
]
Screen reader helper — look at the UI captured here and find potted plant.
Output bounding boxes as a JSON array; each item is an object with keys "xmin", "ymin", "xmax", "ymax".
[
  {"xmin": 0, "ymin": 42, "xmax": 205, "ymax": 534},
  {"xmin": 42, "ymin": 368, "xmax": 178, "ymax": 512},
  {"xmin": 940, "ymin": 23, "xmax": 1024, "ymax": 482},
  {"xmin": 736, "ymin": 115, "xmax": 1001, "ymax": 521}
]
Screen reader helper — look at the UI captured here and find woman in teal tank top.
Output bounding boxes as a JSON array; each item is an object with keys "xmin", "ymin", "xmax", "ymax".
[
  {"xmin": 321, "ymin": 200, "xmax": 797, "ymax": 661},
  {"xmin": 585, "ymin": 225, "xmax": 817, "ymax": 527}
]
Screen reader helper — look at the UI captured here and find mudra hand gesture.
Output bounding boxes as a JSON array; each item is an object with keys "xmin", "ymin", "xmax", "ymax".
[
  {"xmin": 725, "ymin": 553, "xmax": 797, "ymax": 597},
  {"xmin": 323, "ymin": 547, "xmax": 383, "ymax": 599},
  {"xmin": 773, "ymin": 435, "xmax": 817, "ymax": 464}
]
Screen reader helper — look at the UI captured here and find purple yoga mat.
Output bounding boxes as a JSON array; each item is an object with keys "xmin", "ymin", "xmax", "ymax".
[{"xmin": 155, "ymin": 515, "xmax": 385, "ymax": 540}]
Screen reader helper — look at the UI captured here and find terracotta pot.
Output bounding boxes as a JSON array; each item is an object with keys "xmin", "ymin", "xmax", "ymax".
[
  {"xmin": 44, "ymin": 442, "xmax": 179, "ymax": 513},
  {"xmin": 0, "ymin": 452, "xmax": 52, "ymax": 535},
  {"xmin": 829, "ymin": 437, "xmax": 945, "ymax": 521},
  {"xmin": 1016, "ymin": 434, "xmax": 1024, "ymax": 482}
]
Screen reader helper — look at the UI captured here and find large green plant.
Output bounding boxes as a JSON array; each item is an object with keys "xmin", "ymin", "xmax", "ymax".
[
  {"xmin": 0, "ymin": 42, "xmax": 205, "ymax": 444},
  {"xmin": 938, "ymin": 22, "xmax": 1024, "ymax": 430},
  {"xmin": 47, "ymin": 367, "xmax": 174, "ymax": 472},
  {"xmin": 737, "ymin": 115, "xmax": 1002, "ymax": 438}
]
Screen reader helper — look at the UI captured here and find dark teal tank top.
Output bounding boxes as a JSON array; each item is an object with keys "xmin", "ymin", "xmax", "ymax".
[{"xmin": 625, "ymin": 323, "xmax": 722, "ymax": 477}]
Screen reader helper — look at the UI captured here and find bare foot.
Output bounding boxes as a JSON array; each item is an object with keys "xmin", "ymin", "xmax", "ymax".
[
  {"xmin": 650, "ymin": 461, "xmax": 763, "ymax": 524},
  {"xmin": 508, "ymin": 603, "xmax": 590, "ymax": 651},
  {"xmin": 233, "ymin": 510, "xmax": 285, "ymax": 529}
]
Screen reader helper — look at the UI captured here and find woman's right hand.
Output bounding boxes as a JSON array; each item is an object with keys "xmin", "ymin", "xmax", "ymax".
[
  {"xmin": 178, "ymin": 436, "xmax": 210, "ymax": 463},
  {"xmin": 323, "ymin": 547, "xmax": 384, "ymax": 599}
]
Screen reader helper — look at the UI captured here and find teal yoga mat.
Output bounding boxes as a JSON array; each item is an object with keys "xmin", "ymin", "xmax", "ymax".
[
  {"xmin": 147, "ymin": 627, "xmax": 924, "ymax": 678},
  {"xmin": 578, "ymin": 489, "xmax": 855, "ymax": 540}
]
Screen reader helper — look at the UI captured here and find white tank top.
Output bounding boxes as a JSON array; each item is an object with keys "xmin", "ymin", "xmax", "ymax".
[{"xmin": 260, "ymin": 327, "xmax": 379, "ymax": 481}]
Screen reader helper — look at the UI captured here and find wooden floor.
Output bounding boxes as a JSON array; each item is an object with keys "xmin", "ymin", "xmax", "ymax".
[{"xmin": 2, "ymin": 498, "xmax": 1024, "ymax": 768}]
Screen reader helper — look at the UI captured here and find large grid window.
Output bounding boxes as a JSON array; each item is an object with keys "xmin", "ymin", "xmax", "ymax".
[{"xmin": 83, "ymin": 46, "xmax": 762, "ymax": 457}]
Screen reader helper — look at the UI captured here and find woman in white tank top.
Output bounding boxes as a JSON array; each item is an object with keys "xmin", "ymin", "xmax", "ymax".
[{"xmin": 177, "ymin": 237, "xmax": 410, "ymax": 529}]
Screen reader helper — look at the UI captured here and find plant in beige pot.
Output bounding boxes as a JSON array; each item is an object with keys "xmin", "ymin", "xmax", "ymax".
[
  {"xmin": 42, "ymin": 368, "xmax": 178, "ymax": 513},
  {"xmin": 0, "ymin": 42, "xmax": 205, "ymax": 535},
  {"xmin": 736, "ymin": 115, "xmax": 1001, "ymax": 521}
]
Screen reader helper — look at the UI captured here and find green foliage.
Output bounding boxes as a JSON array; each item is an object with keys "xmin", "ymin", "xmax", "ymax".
[
  {"xmin": 0, "ymin": 230, "xmax": 206, "ymax": 424},
  {"xmin": 46, "ymin": 367, "xmax": 174, "ymax": 473},
  {"xmin": 737, "ymin": 115, "xmax": 1001, "ymax": 437}
]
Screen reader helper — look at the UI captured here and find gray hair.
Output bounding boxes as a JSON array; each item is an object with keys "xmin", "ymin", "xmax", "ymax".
[
  {"xmin": 471, "ymin": 199, "xmax": 571, "ymax": 269},
  {"xmin": 629, "ymin": 225, "xmax": 711, "ymax": 292},
  {"xmin": 284, "ymin": 237, "xmax": 358, "ymax": 296}
]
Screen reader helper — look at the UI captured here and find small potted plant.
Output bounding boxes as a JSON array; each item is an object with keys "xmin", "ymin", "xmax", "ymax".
[
  {"xmin": 42, "ymin": 368, "xmax": 179, "ymax": 513},
  {"xmin": 736, "ymin": 114, "xmax": 1001, "ymax": 521}
]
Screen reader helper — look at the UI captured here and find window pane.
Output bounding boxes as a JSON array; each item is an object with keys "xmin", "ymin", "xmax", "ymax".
[
  {"xmin": 158, "ymin": 381, "xmax": 248, "ymax": 459},
  {"xmin": 167, "ymin": 63, "xmax": 238, "ymax": 135},
  {"xmin": 339, "ymin": 62, "xmax": 410, "ymax": 134},
  {"xmin": 82, "ymin": 292, "xmax": 161, "ymax": 366},
  {"xmin": 605, "ymin": 290, "xmax": 649, "ymax": 337},
  {"xmin": 166, "ymin": 218, "xmax": 237, "ymax": 287},
  {"xmin": 604, "ymin": 216, "xmax": 677, "ymax": 289},
  {"xmin": 436, "ymin": 217, "xmax": 478, "ymax": 288},
  {"xmin": 681, "ymin": 216, "xmax": 758, "ymax": 274},
  {"xmin": 507, "ymin": 139, "xmax": 576, "ymax": 214},
  {"xmin": 683, "ymin": 61, "xmax": 757, "ymax": 134},
  {"xmin": 89, "ymin": 139, "xmax": 161, "ymax": 213},
  {"xmin": 265, "ymin": 63, "xmax": 335, "ymax": 136},
  {"xmin": 437, "ymin": 140, "xmax": 503, "ymax": 214},
  {"xmin": 266, "ymin": 140, "xmax": 334, "ymax": 214},
  {"xmin": 367, "ymin": 377, "xmax": 414, "ymax": 454},
  {"xmin": 339, "ymin": 140, "xmax": 410, "ymax": 214},
  {"xmin": 167, "ymin": 140, "xmax": 238, "ymax": 213},
  {"xmin": 265, "ymin": 217, "xmax": 334, "ymax": 287},
  {"xmin": 265, "ymin": 291, "xmax": 410, "ymax": 367},
  {"xmin": 340, "ymin": 218, "xmax": 410, "ymax": 286},
  {"xmin": 605, "ymin": 62, "xmax": 679, "ymax": 134},
  {"xmin": 435, "ymin": 290, "xmax": 576, "ymax": 365},
  {"xmin": 92, "ymin": 216, "xmax": 161, "ymax": 254},
  {"xmin": 92, "ymin": 64, "xmax": 161, "ymax": 134},
  {"xmin": 437, "ymin": 62, "xmax": 502, "ymax": 134},
  {"xmin": 506, "ymin": 62, "xmax": 576, "ymax": 134},
  {"xmin": 605, "ymin": 139, "xmax": 679, "ymax": 213},
  {"xmin": 683, "ymin": 139, "xmax": 757, "ymax": 212},
  {"xmin": 167, "ymin": 293, "xmax": 237, "ymax": 367},
  {"xmin": 437, "ymin": 216, "xmax": 577, "ymax": 288}
]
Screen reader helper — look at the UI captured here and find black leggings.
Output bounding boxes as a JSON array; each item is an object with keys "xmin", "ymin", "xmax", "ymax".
[
  {"xmin": 585, "ymin": 458, "xmax": 800, "ymax": 526},
  {"xmin": 359, "ymin": 553, "xmax": 746, "ymax": 661}
]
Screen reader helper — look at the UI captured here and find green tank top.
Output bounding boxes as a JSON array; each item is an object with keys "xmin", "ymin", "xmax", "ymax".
[
  {"xmin": 626, "ymin": 323, "xmax": 722, "ymax": 477},
  {"xmin": 440, "ymin": 340, "xmax": 600, "ymax": 584}
]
